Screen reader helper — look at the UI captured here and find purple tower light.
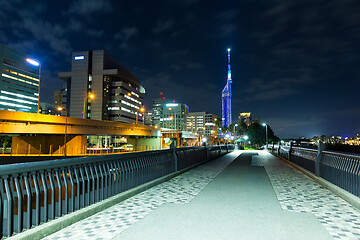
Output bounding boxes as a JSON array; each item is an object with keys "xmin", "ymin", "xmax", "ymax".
[{"xmin": 222, "ymin": 48, "xmax": 232, "ymax": 127}]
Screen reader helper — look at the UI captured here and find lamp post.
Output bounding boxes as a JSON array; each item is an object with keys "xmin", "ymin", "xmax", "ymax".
[
  {"xmin": 26, "ymin": 58, "xmax": 41, "ymax": 113},
  {"xmin": 262, "ymin": 123, "xmax": 268, "ymax": 149},
  {"xmin": 233, "ymin": 123, "xmax": 238, "ymax": 137},
  {"xmin": 57, "ymin": 106, "xmax": 68, "ymax": 156},
  {"xmin": 83, "ymin": 93, "xmax": 95, "ymax": 119}
]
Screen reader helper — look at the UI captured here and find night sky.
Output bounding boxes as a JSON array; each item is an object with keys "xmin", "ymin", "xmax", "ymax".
[{"xmin": 1, "ymin": 0, "xmax": 360, "ymax": 138}]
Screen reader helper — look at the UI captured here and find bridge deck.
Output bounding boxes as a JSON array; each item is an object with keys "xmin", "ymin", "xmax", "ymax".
[{"xmin": 42, "ymin": 151, "xmax": 360, "ymax": 240}]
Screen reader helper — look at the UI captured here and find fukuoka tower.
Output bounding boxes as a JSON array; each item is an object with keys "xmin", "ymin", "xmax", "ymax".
[{"xmin": 222, "ymin": 48, "xmax": 232, "ymax": 127}]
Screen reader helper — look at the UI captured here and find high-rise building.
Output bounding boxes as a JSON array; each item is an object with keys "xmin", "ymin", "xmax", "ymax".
[
  {"xmin": 152, "ymin": 92, "xmax": 167, "ymax": 127},
  {"xmin": 59, "ymin": 50, "xmax": 145, "ymax": 123},
  {"xmin": 0, "ymin": 44, "xmax": 40, "ymax": 113},
  {"xmin": 144, "ymin": 110, "xmax": 153, "ymax": 125},
  {"xmin": 53, "ymin": 90, "xmax": 62, "ymax": 106},
  {"xmin": 222, "ymin": 48, "xmax": 232, "ymax": 127},
  {"xmin": 238, "ymin": 112, "xmax": 252, "ymax": 126},
  {"xmin": 161, "ymin": 102, "xmax": 189, "ymax": 130},
  {"xmin": 187, "ymin": 112, "xmax": 218, "ymax": 137}
]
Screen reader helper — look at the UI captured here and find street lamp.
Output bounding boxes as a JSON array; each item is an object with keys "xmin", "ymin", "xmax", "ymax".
[
  {"xmin": 136, "ymin": 107, "xmax": 145, "ymax": 125},
  {"xmin": 233, "ymin": 123, "xmax": 238, "ymax": 136},
  {"xmin": 262, "ymin": 123, "xmax": 268, "ymax": 149},
  {"xmin": 26, "ymin": 58, "xmax": 41, "ymax": 113},
  {"xmin": 83, "ymin": 93, "xmax": 95, "ymax": 119},
  {"xmin": 57, "ymin": 106, "xmax": 68, "ymax": 156}
]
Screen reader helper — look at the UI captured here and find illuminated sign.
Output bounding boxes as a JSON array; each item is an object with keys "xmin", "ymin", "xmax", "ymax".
[
  {"xmin": 166, "ymin": 103, "xmax": 178, "ymax": 107},
  {"xmin": 74, "ymin": 55, "xmax": 85, "ymax": 60}
]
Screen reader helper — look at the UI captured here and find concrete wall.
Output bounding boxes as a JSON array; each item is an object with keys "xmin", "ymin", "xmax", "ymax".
[
  {"xmin": 127, "ymin": 137, "xmax": 162, "ymax": 151},
  {"xmin": 12, "ymin": 135, "xmax": 87, "ymax": 155}
]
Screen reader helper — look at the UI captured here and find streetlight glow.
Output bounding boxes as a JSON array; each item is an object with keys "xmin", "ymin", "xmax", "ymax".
[{"xmin": 26, "ymin": 58, "xmax": 40, "ymax": 66}]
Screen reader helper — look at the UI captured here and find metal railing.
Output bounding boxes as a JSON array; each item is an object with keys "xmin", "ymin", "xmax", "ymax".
[
  {"xmin": 269, "ymin": 144, "xmax": 360, "ymax": 198},
  {"xmin": 0, "ymin": 144, "xmax": 234, "ymax": 238}
]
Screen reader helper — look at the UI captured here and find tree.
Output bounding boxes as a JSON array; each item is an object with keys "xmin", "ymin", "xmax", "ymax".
[
  {"xmin": 238, "ymin": 121, "xmax": 248, "ymax": 135},
  {"xmin": 215, "ymin": 118, "xmax": 222, "ymax": 129},
  {"xmin": 247, "ymin": 122, "xmax": 265, "ymax": 146},
  {"xmin": 247, "ymin": 122, "xmax": 279, "ymax": 147},
  {"xmin": 221, "ymin": 126, "xmax": 229, "ymax": 134}
]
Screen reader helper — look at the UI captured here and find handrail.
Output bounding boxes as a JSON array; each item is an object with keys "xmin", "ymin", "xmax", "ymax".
[
  {"xmin": 0, "ymin": 144, "xmax": 234, "ymax": 238},
  {"xmin": 271, "ymin": 144, "xmax": 360, "ymax": 198},
  {"xmin": 0, "ymin": 150, "xmax": 173, "ymax": 176}
]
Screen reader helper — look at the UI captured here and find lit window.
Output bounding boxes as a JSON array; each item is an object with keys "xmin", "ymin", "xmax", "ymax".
[
  {"xmin": 1, "ymin": 90, "xmax": 38, "ymax": 101},
  {"xmin": 2, "ymin": 74, "xmax": 39, "ymax": 86},
  {"xmin": 0, "ymin": 101, "xmax": 32, "ymax": 109}
]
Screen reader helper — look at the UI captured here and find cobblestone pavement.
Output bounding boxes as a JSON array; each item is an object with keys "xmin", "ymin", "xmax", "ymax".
[
  {"xmin": 254, "ymin": 151, "xmax": 360, "ymax": 240},
  {"xmin": 43, "ymin": 153, "xmax": 236, "ymax": 240}
]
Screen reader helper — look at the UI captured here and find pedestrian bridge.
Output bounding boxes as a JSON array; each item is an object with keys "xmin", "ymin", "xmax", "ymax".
[{"xmin": 3, "ymin": 147, "xmax": 360, "ymax": 240}]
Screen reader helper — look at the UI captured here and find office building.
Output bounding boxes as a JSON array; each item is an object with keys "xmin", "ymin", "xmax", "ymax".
[
  {"xmin": 0, "ymin": 44, "xmax": 40, "ymax": 113},
  {"xmin": 59, "ymin": 50, "xmax": 145, "ymax": 123},
  {"xmin": 161, "ymin": 102, "xmax": 189, "ymax": 130},
  {"xmin": 39, "ymin": 102, "xmax": 60, "ymax": 116},
  {"xmin": 151, "ymin": 92, "xmax": 167, "ymax": 127},
  {"xmin": 222, "ymin": 48, "xmax": 232, "ymax": 127},
  {"xmin": 239, "ymin": 112, "xmax": 252, "ymax": 126},
  {"xmin": 53, "ymin": 90, "xmax": 62, "ymax": 106},
  {"xmin": 144, "ymin": 110, "xmax": 153, "ymax": 125},
  {"xmin": 187, "ymin": 112, "xmax": 218, "ymax": 137}
]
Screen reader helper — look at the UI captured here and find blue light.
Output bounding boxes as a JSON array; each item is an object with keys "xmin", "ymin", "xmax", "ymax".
[
  {"xmin": 26, "ymin": 58, "xmax": 40, "ymax": 66},
  {"xmin": 74, "ymin": 55, "xmax": 85, "ymax": 60}
]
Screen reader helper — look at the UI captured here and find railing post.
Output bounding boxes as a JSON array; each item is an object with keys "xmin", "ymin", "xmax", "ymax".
[
  {"xmin": 315, "ymin": 140, "xmax": 325, "ymax": 177},
  {"xmin": 170, "ymin": 141, "xmax": 178, "ymax": 172},
  {"xmin": 288, "ymin": 142, "xmax": 293, "ymax": 160},
  {"xmin": 277, "ymin": 141, "xmax": 281, "ymax": 156}
]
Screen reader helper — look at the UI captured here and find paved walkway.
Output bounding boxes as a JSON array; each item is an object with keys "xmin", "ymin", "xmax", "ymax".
[{"xmin": 44, "ymin": 151, "xmax": 360, "ymax": 240}]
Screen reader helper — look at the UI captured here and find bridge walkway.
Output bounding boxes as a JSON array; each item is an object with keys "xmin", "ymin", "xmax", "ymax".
[{"xmin": 42, "ymin": 151, "xmax": 360, "ymax": 240}]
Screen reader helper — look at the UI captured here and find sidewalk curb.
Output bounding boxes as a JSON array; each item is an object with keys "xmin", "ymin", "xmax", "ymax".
[
  {"xmin": 271, "ymin": 153, "xmax": 360, "ymax": 211},
  {"xmin": 7, "ymin": 155, "xmax": 226, "ymax": 240}
]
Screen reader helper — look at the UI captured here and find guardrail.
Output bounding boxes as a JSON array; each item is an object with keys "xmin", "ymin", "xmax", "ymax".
[
  {"xmin": 268, "ymin": 143, "xmax": 360, "ymax": 198},
  {"xmin": 0, "ymin": 144, "xmax": 234, "ymax": 238}
]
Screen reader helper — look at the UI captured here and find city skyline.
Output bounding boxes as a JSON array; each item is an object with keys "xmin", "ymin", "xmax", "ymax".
[{"xmin": 1, "ymin": 0, "xmax": 360, "ymax": 138}]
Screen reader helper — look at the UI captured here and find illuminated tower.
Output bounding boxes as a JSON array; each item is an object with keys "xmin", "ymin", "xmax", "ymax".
[{"xmin": 222, "ymin": 48, "xmax": 232, "ymax": 127}]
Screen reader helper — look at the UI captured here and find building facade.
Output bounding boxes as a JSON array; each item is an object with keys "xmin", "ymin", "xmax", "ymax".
[
  {"xmin": 222, "ymin": 48, "xmax": 232, "ymax": 127},
  {"xmin": 151, "ymin": 94, "xmax": 167, "ymax": 127},
  {"xmin": 160, "ymin": 103, "xmax": 189, "ymax": 130},
  {"xmin": 239, "ymin": 112, "xmax": 252, "ymax": 126},
  {"xmin": 59, "ymin": 50, "xmax": 145, "ymax": 124},
  {"xmin": 0, "ymin": 44, "xmax": 39, "ymax": 113},
  {"xmin": 144, "ymin": 110, "xmax": 153, "ymax": 125},
  {"xmin": 187, "ymin": 112, "xmax": 218, "ymax": 138}
]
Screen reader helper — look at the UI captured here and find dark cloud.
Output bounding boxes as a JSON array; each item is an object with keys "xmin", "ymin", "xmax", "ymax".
[
  {"xmin": 86, "ymin": 29, "xmax": 105, "ymax": 38},
  {"xmin": 114, "ymin": 27, "xmax": 139, "ymax": 43},
  {"xmin": 66, "ymin": 0, "xmax": 112, "ymax": 15},
  {"xmin": 152, "ymin": 19, "xmax": 174, "ymax": 34}
]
